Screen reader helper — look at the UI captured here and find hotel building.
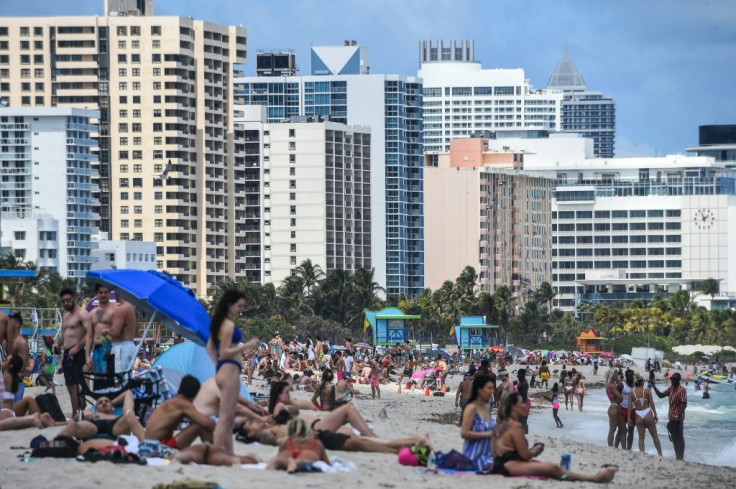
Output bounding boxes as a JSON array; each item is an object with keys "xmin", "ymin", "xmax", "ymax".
[
  {"xmin": 0, "ymin": 107, "xmax": 99, "ymax": 278},
  {"xmin": 0, "ymin": 0, "xmax": 247, "ymax": 295}
]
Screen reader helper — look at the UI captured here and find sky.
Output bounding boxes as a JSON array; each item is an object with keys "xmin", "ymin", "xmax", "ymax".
[{"xmin": 2, "ymin": 0, "xmax": 735, "ymax": 157}]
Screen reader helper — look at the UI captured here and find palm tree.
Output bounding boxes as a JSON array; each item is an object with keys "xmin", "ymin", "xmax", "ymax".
[
  {"xmin": 698, "ymin": 278, "xmax": 720, "ymax": 300},
  {"xmin": 534, "ymin": 281, "xmax": 556, "ymax": 311},
  {"xmin": 295, "ymin": 259, "xmax": 324, "ymax": 305},
  {"xmin": 493, "ymin": 285, "xmax": 514, "ymax": 346}
]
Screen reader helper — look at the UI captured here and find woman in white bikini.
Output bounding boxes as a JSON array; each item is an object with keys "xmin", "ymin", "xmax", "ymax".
[
  {"xmin": 627, "ymin": 375, "xmax": 663, "ymax": 456},
  {"xmin": 574, "ymin": 373, "xmax": 586, "ymax": 412}
]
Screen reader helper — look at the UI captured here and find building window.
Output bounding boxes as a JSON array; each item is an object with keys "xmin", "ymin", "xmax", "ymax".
[
  {"xmin": 133, "ymin": 164, "xmax": 142, "ymax": 173},
  {"xmin": 290, "ymin": 205, "xmax": 296, "ymax": 215},
  {"xmin": 290, "ymin": 192, "xmax": 296, "ymax": 201},
  {"xmin": 289, "ymin": 141, "xmax": 296, "ymax": 150},
  {"xmin": 133, "ymin": 178, "xmax": 142, "ymax": 187},
  {"xmin": 119, "ymin": 137, "xmax": 128, "ymax": 146},
  {"xmin": 134, "ymin": 219, "xmax": 142, "ymax": 228},
  {"xmin": 290, "ymin": 218, "xmax": 296, "ymax": 226},
  {"xmin": 119, "ymin": 151, "xmax": 129, "ymax": 159},
  {"xmin": 14, "ymin": 231, "xmax": 26, "ymax": 240},
  {"xmin": 151, "ymin": 25, "xmax": 161, "ymax": 35},
  {"xmin": 154, "ymin": 192, "xmax": 163, "ymax": 200},
  {"xmin": 121, "ymin": 219, "xmax": 129, "ymax": 227},
  {"xmin": 120, "ymin": 164, "xmax": 128, "ymax": 173},
  {"xmin": 155, "ymin": 219, "xmax": 163, "ymax": 227},
  {"xmin": 117, "ymin": 26, "xmax": 127, "ymax": 36},
  {"xmin": 119, "ymin": 178, "xmax": 129, "ymax": 187},
  {"xmin": 290, "ymin": 244, "xmax": 297, "ymax": 252},
  {"xmin": 120, "ymin": 233, "xmax": 129, "ymax": 240},
  {"xmin": 134, "ymin": 205, "xmax": 142, "ymax": 214},
  {"xmin": 120, "ymin": 206, "xmax": 129, "ymax": 214},
  {"xmin": 133, "ymin": 192, "xmax": 142, "ymax": 200}
]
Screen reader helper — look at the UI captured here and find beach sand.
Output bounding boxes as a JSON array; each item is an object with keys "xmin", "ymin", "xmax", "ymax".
[{"xmin": 1, "ymin": 364, "xmax": 734, "ymax": 489}]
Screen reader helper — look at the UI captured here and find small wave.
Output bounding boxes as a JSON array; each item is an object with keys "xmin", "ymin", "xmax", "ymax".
[{"xmin": 708, "ymin": 437, "xmax": 736, "ymax": 467}]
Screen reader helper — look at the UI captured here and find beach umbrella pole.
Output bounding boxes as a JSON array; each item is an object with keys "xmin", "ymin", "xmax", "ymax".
[{"xmin": 129, "ymin": 311, "xmax": 157, "ymax": 372}]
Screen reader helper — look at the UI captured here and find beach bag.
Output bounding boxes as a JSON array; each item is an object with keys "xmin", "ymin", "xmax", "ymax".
[
  {"xmin": 30, "ymin": 436, "xmax": 79, "ymax": 458},
  {"xmin": 35, "ymin": 393, "xmax": 66, "ymax": 422},
  {"xmin": 435, "ymin": 449, "xmax": 474, "ymax": 470}
]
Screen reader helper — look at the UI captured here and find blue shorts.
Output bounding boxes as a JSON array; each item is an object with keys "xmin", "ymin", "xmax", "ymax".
[{"xmin": 343, "ymin": 371, "xmax": 351, "ymax": 379}]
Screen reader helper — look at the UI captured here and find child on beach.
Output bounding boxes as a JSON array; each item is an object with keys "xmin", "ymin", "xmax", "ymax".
[
  {"xmin": 369, "ymin": 358, "xmax": 381, "ymax": 399},
  {"xmin": 550, "ymin": 383, "xmax": 563, "ymax": 428}
]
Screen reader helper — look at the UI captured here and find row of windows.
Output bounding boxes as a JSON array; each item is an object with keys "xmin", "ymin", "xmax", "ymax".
[
  {"xmin": 555, "ymin": 235, "xmax": 682, "ymax": 244},
  {"xmin": 120, "ymin": 205, "xmax": 163, "ymax": 214},
  {"xmin": 423, "ymin": 86, "xmax": 521, "ymax": 97},
  {"xmin": 554, "ymin": 209, "xmax": 681, "ymax": 218},
  {"xmin": 120, "ymin": 219, "xmax": 164, "ymax": 228},
  {"xmin": 554, "ymin": 260, "xmax": 682, "ymax": 269},
  {"xmin": 119, "ymin": 67, "xmax": 162, "ymax": 77},
  {"xmin": 554, "ymin": 222, "xmax": 681, "ymax": 231},
  {"xmin": 555, "ymin": 248, "xmax": 681, "ymax": 256}
]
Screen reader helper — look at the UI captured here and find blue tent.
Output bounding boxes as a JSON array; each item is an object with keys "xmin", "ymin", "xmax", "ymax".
[{"xmin": 152, "ymin": 341, "xmax": 252, "ymax": 401}]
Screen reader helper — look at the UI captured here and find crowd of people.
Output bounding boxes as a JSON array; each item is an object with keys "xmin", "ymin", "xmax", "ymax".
[{"xmin": 0, "ymin": 285, "xmax": 706, "ymax": 479}]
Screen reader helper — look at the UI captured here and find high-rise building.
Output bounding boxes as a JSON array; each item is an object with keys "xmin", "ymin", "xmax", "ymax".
[
  {"xmin": 686, "ymin": 125, "xmax": 736, "ymax": 162},
  {"xmin": 489, "ymin": 135, "xmax": 736, "ymax": 312},
  {"xmin": 424, "ymin": 138, "xmax": 553, "ymax": 295},
  {"xmin": 418, "ymin": 40, "xmax": 563, "ymax": 157},
  {"xmin": 0, "ymin": 2, "xmax": 248, "ymax": 295},
  {"xmin": 235, "ymin": 107, "xmax": 371, "ymax": 285},
  {"xmin": 0, "ymin": 107, "xmax": 99, "ymax": 278},
  {"xmin": 547, "ymin": 51, "xmax": 616, "ymax": 158},
  {"xmin": 236, "ymin": 45, "xmax": 424, "ymax": 297}
]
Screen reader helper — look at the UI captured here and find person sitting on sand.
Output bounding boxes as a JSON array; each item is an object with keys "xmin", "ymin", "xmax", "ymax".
[
  {"xmin": 311, "ymin": 369, "xmax": 350, "ymax": 411},
  {"xmin": 1, "ymin": 354, "xmax": 44, "ymax": 418},
  {"xmin": 490, "ymin": 392, "xmax": 616, "ymax": 482},
  {"xmin": 268, "ymin": 380, "xmax": 319, "ymax": 417},
  {"xmin": 144, "ymin": 375, "xmax": 215, "ymax": 450},
  {"xmin": 627, "ymin": 374, "xmax": 662, "ymax": 456},
  {"xmin": 267, "ymin": 417, "xmax": 330, "ymax": 472},
  {"xmin": 460, "ymin": 374, "xmax": 495, "ymax": 471},
  {"xmin": 175, "ymin": 442, "xmax": 260, "ymax": 466}
]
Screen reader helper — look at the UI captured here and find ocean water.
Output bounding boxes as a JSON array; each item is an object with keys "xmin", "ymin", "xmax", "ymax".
[{"xmin": 530, "ymin": 380, "xmax": 736, "ymax": 467}]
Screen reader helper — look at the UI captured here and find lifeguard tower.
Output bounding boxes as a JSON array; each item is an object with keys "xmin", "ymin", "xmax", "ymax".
[
  {"xmin": 576, "ymin": 328, "xmax": 605, "ymax": 353},
  {"xmin": 455, "ymin": 315, "xmax": 499, "ymax": 350},
  {"xmin": 364, "ymin": 307, "xmax": 420, "ymax": 345}
]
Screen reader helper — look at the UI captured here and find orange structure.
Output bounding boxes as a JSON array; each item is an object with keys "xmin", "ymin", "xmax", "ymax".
[{"xmin": 576, "ymin": 328, "xmax": 605, "ymax": 353}]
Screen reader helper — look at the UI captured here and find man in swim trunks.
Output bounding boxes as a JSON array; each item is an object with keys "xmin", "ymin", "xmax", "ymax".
[
  {"xmin": 109, "ymin": 296, "xmax": 138, "ymax": 374},
  {"xmin": 652, "ymin": 372, "xmax": 687, "ymax": 460},
  {"xmin": 85, "ymin": 284, "xmax": 117, "ymax": 379},
  {"xmin": 57, "ymin": 393, "xmax": 144, "ymax": 441},
  {"xmin": 145, "ymin": 375, "xmax": 215, "ymax": 449},
  {"xmin": 58, "ymin": 288, "xmax": 91, "ymax": 420},
  {"xmin": 539, "ymin": 361, "xmax": 550, "ymax": 389}
]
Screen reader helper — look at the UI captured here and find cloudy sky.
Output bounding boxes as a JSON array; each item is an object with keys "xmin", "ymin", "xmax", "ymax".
[{"xmin": 3, "ymin": 0, "xmax": 734, "ymax": 157}]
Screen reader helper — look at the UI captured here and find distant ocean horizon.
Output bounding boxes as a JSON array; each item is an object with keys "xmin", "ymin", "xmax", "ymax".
[{"xmin": 529, "ymin": 381, "xmax": 736, "ymax": 467}]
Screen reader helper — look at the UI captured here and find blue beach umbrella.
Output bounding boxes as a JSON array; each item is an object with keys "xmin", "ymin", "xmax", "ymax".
[
  {"xmin": 86, "ymin": 269, "xmax": 211, "ymax": 370},
  {"xmin": 152, "ymin": 341, "xmax": 252, "ymax": 401}
]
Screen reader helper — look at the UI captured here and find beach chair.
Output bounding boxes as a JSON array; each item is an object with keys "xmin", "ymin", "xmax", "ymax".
[{"xmin": 421, "ymin": 369, "xmax": 441, "ymax": 391}]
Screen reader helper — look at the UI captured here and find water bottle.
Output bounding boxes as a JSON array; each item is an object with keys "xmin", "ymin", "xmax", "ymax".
[
  {"xmin": 427, "ymin": 451, "xmax": 437, "ymax": 470},
  {"xmin": 560, "ymin": 453, "xmax": 571, "ymax": 470},
  {"xmin": 157, "ymin": 366, "xmax": 172, "ymax": 399}
]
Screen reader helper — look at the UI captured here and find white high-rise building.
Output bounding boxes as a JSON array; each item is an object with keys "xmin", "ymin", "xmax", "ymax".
[
  {"xmin": 486, "ymin": 136, "xmax": 736, "ymax": 312},
  {"xmin": 418, "ymin": 40, "xmax": 562, "ymax": 156},
  {"xmin": 0, "ymin": 107, "xmax": 99, "ymax": 277},
  {"xmin": 235, "ymin": 107, "xmax": 371, "ymax": 286}
]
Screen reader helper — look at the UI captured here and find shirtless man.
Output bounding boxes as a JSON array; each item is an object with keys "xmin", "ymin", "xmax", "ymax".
[
  {"xmin": 8, "ymin": 313, "xmax": 31, "ymax": 380},
  {"xmin": 57, "ymin": 392, "xmax": 145, "ymax": 450},
  {"xmin": 109, "ymin": 296, "xmax": 138, "ymax": 373},
  {"xmin": 455, "ymin": 372, "xmax": 474, "ymax": 414},
  {"xmin": 85, "ymin": 284, "xmax": 117, "ymax": 376},
  {"xmin": 193, "ymin": 377, "xmax": 270, "ymax": 425},
  {"xmin": 58, "ymin": 288, "xmax": 91, "ymax": 419},
  {"xmin": 145, "ymin": 375, "xmax": 215, "ymax": 450},
  {"xmin": 0, "ymin": 310, "xmax": 11, "ymax": 357},
  {"xmin": 496, "ymin": 370, "xmax": 514, "ymax": 407}
]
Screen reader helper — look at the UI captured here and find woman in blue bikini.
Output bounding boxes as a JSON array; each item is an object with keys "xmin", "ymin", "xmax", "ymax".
[
  {"xmin": 460, "ymin": 373, "xmax": 496, "ymax": 471},
  {"xmin": 207, "ymin": 289, "xmax": 258, "ymax": 455}
]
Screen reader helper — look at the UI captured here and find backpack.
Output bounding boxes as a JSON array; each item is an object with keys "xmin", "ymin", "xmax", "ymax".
[
  {"xmin": 35, "ymin": 393, "xmax": 66, "ymax": 422},
  {"xmin": 435, "ymin": 449, "xmax": 475, "ymax": 470}
]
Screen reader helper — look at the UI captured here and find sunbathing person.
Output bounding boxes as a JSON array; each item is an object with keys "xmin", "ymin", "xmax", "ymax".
[
  {"xmin": 57, "ymin": 393, "xmax": 145, "ymax": 443},
  {"xmin": 242, "ymin": 411, "xmax": 426, "ymax": 454},
  {"xmin": 267, "ymin": 418, "xmax": 330, "ymax": 472},
  {"xmin": 193, "ymin": 377, "xmax": 270, "ymax": 425},
  {"xmin": 0, "ymin": 412, "xmax": 56, "ymax": 431},
  {"xmin": 175, "ymin": 442, "xmax": 260, "ymax": 466},
  {"xmin": 144, "ymin": 375, "xmax": 215, "ymax": 449},
  {"xmin": 490, "ymin": 392, "xmax": 616, "ymax": 482},
  {"xmin": 268, "ymin": 380, "xmax": 319, "ymax": 417}
]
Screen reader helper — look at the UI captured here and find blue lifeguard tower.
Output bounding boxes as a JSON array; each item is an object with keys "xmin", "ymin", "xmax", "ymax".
[
  {"xmin": 364, "ymin": 307, "xmax": 420, "ymax": 346},
  {"xmin": 455, "ymin": 316, "xmax": 499, "ymax": 350}
]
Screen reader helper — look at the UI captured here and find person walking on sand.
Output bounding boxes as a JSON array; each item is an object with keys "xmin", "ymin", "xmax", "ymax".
[
  {"xmin": 456, "ymin": 372, "xmax": 474, "ymax": 424},
  {"xmin": 58, "ymin": 288, "xmax": 90, "ymax": 420},
  {"xmin": 489, "ymin": 392, "xmax": 615, "ymax": 482},
  {"xmin": 550, "ymin": 383, "xmax": 563, "ymax": 428},
  {"xmin": 369, "ymin": 357, "xmax": 381, "ymax": 399},
  {"xmin": 652, "ymin": 372, "xmax": 687, "ymax": 460},
  {"xmin": 575, "ymin": 373, "xmax": 586, "ymax": 412},
  {"xmin": 627, "ymin": 374, "xmax": 663, "ymax": 456},
  {"xmin": 206, "ymin": 289, "xmax": 259, "ymax": 455},
  {"xmin": 539, "ymin": 361, "xmax": 550, "ymax": 389}
]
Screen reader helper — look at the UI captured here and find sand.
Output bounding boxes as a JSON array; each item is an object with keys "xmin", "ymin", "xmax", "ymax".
[{"xmin": 1, "ymin": 364, "xmax": 734, "ymax": 489}]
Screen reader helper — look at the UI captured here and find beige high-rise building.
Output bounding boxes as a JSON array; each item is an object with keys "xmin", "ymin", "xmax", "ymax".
[
  {"xmin": 0, "ymin": 1, "xmax": 247, "ymax": 294},
  {"xmin": 424, "ymin": 138, "xmax": 554, "ymax": 297}
]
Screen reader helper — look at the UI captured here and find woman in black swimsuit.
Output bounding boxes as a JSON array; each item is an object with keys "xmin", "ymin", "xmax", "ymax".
[{"xmin": 490, "ymin": 393, "xmax": 616, "ymax": 482}]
